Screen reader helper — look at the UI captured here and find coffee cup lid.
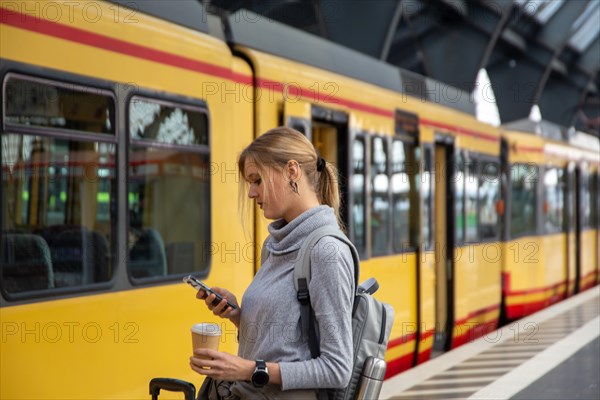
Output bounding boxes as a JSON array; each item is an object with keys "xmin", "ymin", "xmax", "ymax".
[{"xmin": 191, "ymin": 323, "xmax": 222, "ymax": 336}]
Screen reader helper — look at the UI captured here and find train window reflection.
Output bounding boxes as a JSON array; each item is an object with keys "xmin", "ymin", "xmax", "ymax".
[
  {"xmin": 391, "ymin": 139, "xmax": 418, "ymax": 252},
  {"xmin": 454, "ymin": 152, "xmax": 465, "ymax": 243},
  {"xmin": 543, "ymin": 167, "xmax": 565, "ymax": 233},
  {"xmin": 1, "ymin": 134, "xmax": 115, "ymax": 295},
  {"xmin": 128, "ymin": 98, "xmax": 210, "ymax": 280},
  {"xmin": 4, "ymin": 75, "xmax": 114, "ymax": 135},
  {"xmin": 465, "ymin": 161, "xmax": 478, "ymax": 242},
  {"xmin": 479, "ymin": 162, "xmax": 500, "ymax": 239},
  {"xmin": 129, "ymin": 97, "xmax": 208, "ymax": 145},
  {"xmin": 422, "ymin": 147, "xmax": 433, "ymax": 250},
  {"xmin": 510, "ymin": 164, "xmax": 538, "ymax": 238},
  {"xmin": 351, "ymin": 138, "xmax": 366, "ymax": 255},
  {"xmin": 581, "ymin": 171, "xmax": 592, "ymax": 229},
  {"xmin": 591, "ymin": 174, "xmax": 599, "ymax": 229},
  {"xmin": 371, "ymin": 136, "xmax": 389, "ymax": 256}
]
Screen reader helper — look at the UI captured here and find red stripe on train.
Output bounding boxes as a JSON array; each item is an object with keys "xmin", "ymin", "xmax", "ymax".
[
  {"xmin": 384, "ymin": 353, "xmax": 414, "ymax": 379},
  {"xmin": 0, "ymin": 8, "xmax": 253, "ymax": 85}
]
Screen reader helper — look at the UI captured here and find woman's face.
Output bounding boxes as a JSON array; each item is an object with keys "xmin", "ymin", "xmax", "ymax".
[{"xmin": 244, "ymin": 162, "xmax": 288, "ymax": 220}]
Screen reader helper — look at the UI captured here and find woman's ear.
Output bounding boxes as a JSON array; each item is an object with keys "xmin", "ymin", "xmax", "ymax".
[{"xmin": 286, "ymin": 160, "xmax": 302, "ymax": 181}]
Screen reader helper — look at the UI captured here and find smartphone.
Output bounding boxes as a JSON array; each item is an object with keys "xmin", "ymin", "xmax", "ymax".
[{"xmin": 183, "ymin": 275, "xmax": 238, "ymax": 311}]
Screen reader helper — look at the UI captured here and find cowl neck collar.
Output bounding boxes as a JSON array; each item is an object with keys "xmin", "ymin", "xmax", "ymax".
[{"xmin": 266, "ymin": 205, "xmax": 338, "ymax": 255}]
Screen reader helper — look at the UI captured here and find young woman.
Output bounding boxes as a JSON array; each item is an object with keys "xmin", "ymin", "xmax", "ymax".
[{"xmin": 190, "ymin": 127, "xmax": 354, "ymax": 399}]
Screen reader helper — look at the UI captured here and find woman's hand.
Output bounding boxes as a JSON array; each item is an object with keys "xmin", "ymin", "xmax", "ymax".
[
  {"xmin": 190, "ymin": 349, "xmax": 254, "ymax": 382},
  {"xmin": 197, "ymin": 287, "xmax": 240, "ymax": 328}
]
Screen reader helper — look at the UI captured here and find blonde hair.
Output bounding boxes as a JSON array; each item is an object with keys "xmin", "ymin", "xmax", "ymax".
[{"xmin": 238, "ymin": 126, "xmax": 344, "ymax": 229}]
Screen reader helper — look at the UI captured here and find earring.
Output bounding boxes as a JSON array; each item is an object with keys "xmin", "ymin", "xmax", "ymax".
[{"xmin": 290, "ymin": 180, "xmax": 299, "ymax": 195}]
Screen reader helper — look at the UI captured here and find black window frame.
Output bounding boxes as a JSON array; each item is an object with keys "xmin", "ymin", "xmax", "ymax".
[
  {"xmin": 349, "ymin": 132, "xmax": 368, "ymax": 258},
  {"xmin": 369, "ymin": 134, "xmax": 392, "ymax": 257},
  {"xmin": 581, "ymin": 167, "xmax": 593, "ymax": 230},
  {"xmin": 1, "ymin": 72, "xmax": 118, "ymax": 301},
  {"xmin": 508, "ymin": 162, "xmax": 540, "ymax": 240},
  {"xmin": 542, "ymin": 165, "xmax": 566, "ymax": 234},
  {"xmin": 421, "ymin": 144, "xmax": 434, "ymax": 251},
  {"xmin": 390, "ymin": 135, "xmax": 419, "ymax": 253},
  {"xmin": 454, "ymin": 150, "xmax": 466, "ymax": 246},
  {"xmin": 126, "ymin": 93, "xmax": 211, "ymax": 285},
  {"xmin": 477, "ymin": 155, "xmax": 501, "ymax": 242}
]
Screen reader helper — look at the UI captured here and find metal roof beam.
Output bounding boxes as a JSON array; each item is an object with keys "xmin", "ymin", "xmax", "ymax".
[
  {"xmin": 534, "ymin": 1, "xmax": 590, "ymax": 116},
  {"xmin": 539, "ymin": 69, "xmax": 589, "ymax": 127},
  {"xmin": 317, "ymin": 0, "xmax": 400, "ymax": 58},
  {"xmin": 380, "ymin": 0, "xmax": 404, "ymax": 60},
  {"xmin": 478, "ymin": 0, "xmax": 516, "ymax": 72},
  {"xmin": 390, "ymin": 1, "xmax": 493, "ymax": 90},
  {"xmin": 537, "ymin": 0, "xmax": 589, "ymax": 48},
  {"xmin": 577, "ymin": 36, "xmax": 600, "ymax": 77}
]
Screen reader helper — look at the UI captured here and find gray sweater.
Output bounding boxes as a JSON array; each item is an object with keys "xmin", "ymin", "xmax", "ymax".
[{"xmin": 232, "ymin": 206, "xmax": 354, "ymax": 399}]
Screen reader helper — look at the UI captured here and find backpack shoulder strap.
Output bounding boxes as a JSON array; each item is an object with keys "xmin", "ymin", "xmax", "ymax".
[
  {"xmin": 294, "ymin": 226, "xmax": 359, "ymax": 400},
  {"xmin": 294, "ymin": 225, "xmax": 360, "ymax": 355},
  {"xmin": 293, "ymin": 225, "xmax": 360, "ymax": 295}
]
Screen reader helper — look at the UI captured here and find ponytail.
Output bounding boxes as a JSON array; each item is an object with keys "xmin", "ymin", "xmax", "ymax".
[{"xmin": 317, "ymin": 159, "xmax": 345, "ymax": 232}]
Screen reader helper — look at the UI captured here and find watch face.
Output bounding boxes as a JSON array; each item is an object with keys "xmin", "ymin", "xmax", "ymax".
[{"xmin": 252, "ymin": 370, "xmax": 269, "ymax": 387}]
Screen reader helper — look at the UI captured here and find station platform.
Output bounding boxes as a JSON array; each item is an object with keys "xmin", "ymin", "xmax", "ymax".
[{"xmin": 381, "ymin": 286, "xmax": 600, "ymax": 400}]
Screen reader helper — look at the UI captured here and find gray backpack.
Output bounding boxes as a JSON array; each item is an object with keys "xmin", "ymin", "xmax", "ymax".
[{"xmin": 263, "ymin": 225, "xmax": 394, "ymax": 399}]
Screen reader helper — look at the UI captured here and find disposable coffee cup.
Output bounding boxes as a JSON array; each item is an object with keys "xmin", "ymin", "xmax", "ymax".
[{"xmin": 191, "ymin": 323, "xmax": 221, "ymax": 359}]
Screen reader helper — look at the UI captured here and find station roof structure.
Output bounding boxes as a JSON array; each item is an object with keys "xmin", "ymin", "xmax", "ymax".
[{"xmin": 205, "ymin": 0, "xmax": 600, "ymax": 137}]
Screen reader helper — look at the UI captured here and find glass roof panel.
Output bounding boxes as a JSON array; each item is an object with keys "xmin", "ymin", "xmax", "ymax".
[
  {"xmin": 569, "ymin": 2, "xmax": 600, "ymax": 52},
  {"xmin": 518, "ymin": 0, "xmax": 563, "ymax": 23},
  {"xmin": 535, "ymin": 0, "xmax": 563, "ymax": 23}
]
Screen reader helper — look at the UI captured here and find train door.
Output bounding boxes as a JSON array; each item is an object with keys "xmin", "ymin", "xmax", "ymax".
[
  {"xmin": 311, "ymin": 106, "xmax": 350, "ymax": 218},
  {"xmin": 283, "ymin": 102, "xmax": 349, "ymax": 220},
  {"xmin": 283, "ymin": 100, "xmax": 312, "ymax": 137},
  {"xmin": 283, "ymin": 103, "xmax": 349, "ymax": 169},
  {"xmin": 566, "ymin": 163, "xmax": 581, "ymax": 295},
  {"xmin": 431, "ymin": 138, "xmax": 455, "ymax": 355},
  {"xmin": 574, "ymin": 166, "xmax": 583, "ymax": 293}
]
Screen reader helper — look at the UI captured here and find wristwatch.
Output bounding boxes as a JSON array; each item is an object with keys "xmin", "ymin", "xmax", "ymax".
[{"xmin": 251, "ymin": 359, "xmax": 269, "ymax": 388}]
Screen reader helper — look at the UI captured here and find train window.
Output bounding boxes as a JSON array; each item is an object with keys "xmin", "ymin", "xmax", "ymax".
[
  {"xmin": 478, "ymin": 161, "xmax": 500, "ymax": 240},
  {"xmin": 391, "ymin": 139, "xmax": 418, "ymax": 252},
  {"xmin": 127, "ymin": 97, "xmax": 210, "ymax": 280},
  {"xmin": 592, "ymin": 173, "xmax": 599, "ymax": 229},
  {"xmin": 543, "ymin": 167, "xmax": 565, "ymax": 234},
  {"xmin": 130, "ymin": 98, "xmax": 208, "ymax": 145},
  {"xmin": 510, "ymin": 164, "xmax": 538, "ymax": 238},
  {"xmin": 581, "ymin": 171, "xmax": 593, "ymax": 229},
  {"xmin": 371, "ymin": 136, "xmax": 390, "ymax": 256},
  {"xmin": 454, "ymin": 152, "xmax": 466, "ymax": 243},
  {"xmin": 351, "ymin": 137, "xmax": 366, "ymax": 255},
  {"xmin": 422, "ymin": 147, "xmax": 434, "ymax": 250},
  {"xmin": 465, "ymin": 160, "xmax": 478, "ymax": 242},
  {"xmin": 4, "ymin": 75, "xmax": 114, "ymax": 135},
  {"xmin": 1, "ymin": 135, "xmax": 116, "ymax": 295},
  {"xmin": 566, "ymin": 167, "xmax": 576, "ymax": 231},
  {"xmin": 2, "ymin": 75, "xmax": 116, "ymax": 297}
]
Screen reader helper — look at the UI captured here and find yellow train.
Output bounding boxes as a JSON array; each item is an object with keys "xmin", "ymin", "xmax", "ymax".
[{"xmin": 1, "ymin": 1, "xmax": 598, "ymax": 398}]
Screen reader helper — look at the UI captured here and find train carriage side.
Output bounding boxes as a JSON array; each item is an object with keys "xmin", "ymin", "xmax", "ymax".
[
  {"xmin": 566, "ymin": 132, "xmax": 600, "ymax": 291},
  {"xmin": 500, "ymin": 130, "xmax": 561, "ymax": 319},
  {"xmin": 1, "ymin": 2, "xmax": 254, "ymax": 398},
  {"xmin": 500, "ymin": 128, "xmax": 600, "ymax": 321},
  {"xmin": 416, "ymin": 104, "xmax": 502, "ymax": 354}
]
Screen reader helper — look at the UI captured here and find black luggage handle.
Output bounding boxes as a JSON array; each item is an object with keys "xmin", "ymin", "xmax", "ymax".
[{"xmin": 149, "ymin": 378, "xmax": 196, "ymax": 400}]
